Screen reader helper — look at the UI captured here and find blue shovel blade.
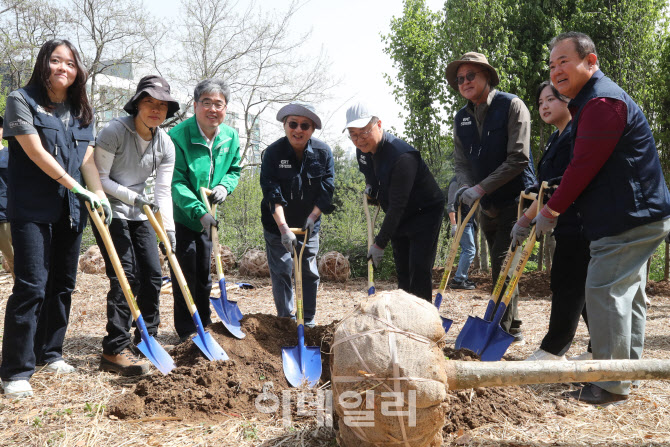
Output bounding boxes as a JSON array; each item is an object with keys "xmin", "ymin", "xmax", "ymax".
[
  {"xmin": 479, "ymin": 327, "xmax": 515, "ymax": 361},
  {"xmin": 441, "ymin": 317, "xmax": 453, "ymax": 333},
  {"xmin": 434, "ymin": 292, "xmax": 443, "ymax": 310},
  {"xmin": 454, "ymin": 316, "xmax": 493, "ymax": 355},
  {"xmin": 211, "ymin": 278, "xmax": 246, "ymax": 339},
  {"xmin": 136, "ymin": 315, "xmax": 175, "ymax": 375},
  {"xmin": 281, "ymin": 324, "xmax": 322, "ymax": 388},
  {"xmin": 192, "ymin": 310, "xmax": 229, "ymax": 361},
  {"xmin": 454, "ymin": 315, "xmax": 477, "ymax": 350}
]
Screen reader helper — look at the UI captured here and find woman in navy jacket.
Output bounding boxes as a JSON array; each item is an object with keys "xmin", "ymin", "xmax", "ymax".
[
  {"xmin": 0, "ymin": 39, "xmax": 110, "ymax": 398},
  {"xmin": 260, "ymin": 102, "xmax": 335, "ymax": 327},
  {"xmin": 511, "ymin": 81, "xmax": 591, "ymax": 361}
]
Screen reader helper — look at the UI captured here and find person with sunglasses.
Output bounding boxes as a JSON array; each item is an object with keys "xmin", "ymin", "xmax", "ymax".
[
  {"xmin": 168, "ymin": 78, "xmax": 241, "ymax": 342},
  {"xmin": 445, "ymin": 52, "xmax": 536, "ymax": 343},
  {"xmin": 348, "ymin": 101, "xmax": 445, "ymax": 302},
  {"xmin": 260, "ymin": 102, "xmax": 335, "ymax": 327}
]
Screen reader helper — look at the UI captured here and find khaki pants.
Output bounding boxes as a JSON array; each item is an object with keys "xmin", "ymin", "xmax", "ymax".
[{"xmin": 0, "ymin": 221, "xmax": 14, "ymax": 276}]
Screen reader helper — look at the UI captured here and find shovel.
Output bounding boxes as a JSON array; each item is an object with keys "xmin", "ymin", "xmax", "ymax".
[
  {"xmin": 363, "ymin": 193, "xmax": 380, "ymax": 296},
  {"xmin": 199, "ymin": 187, "xmax": 245, "ymax": 339},
  {"xmin": 459, "ymin": 182, "xmax": 551, "ymax": 360},
  {"xmin": 144, "ymin": 205, "xmax": 228, "ymax": 361},
  {"xmin": 86, "ymin": 203, "xmax": 175, "ymax": 375},
  {"xmin": 455, "ymin": 190, "xmax": 536, "ymax": 350},
  {"xmin": 433, "ymin": 199, "xmax": 480, "ymax": 333},
  {"xmin": 282, "ymin": 229, "xmax": 322, "ymax": 387}
]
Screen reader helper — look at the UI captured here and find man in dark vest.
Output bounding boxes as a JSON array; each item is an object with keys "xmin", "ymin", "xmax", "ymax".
[
  {"xmin": 445, "ymin": 53, "xmax": 536, "ymax": 341},
  {"xmin": 348, "ymin": 101, "xmax": 445, "ymax": 302},
  {"xmin": 534, "ymin": 32, "xmax": 670, "ymax": 405}
]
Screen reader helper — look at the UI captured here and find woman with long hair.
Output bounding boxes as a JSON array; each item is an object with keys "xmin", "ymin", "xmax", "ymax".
[
  {"xmin": 0, "ymin": 39, "xmax": 110, "ymax": 398},
  {"xmin": 511, "ymin": 80, "xmax": 591, "ymax": 361}
]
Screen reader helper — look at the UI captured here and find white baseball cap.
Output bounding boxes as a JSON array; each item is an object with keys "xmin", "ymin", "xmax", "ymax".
[{"xmin": 343, "ymin": 101, "xmax": 375, "ymax": 131}]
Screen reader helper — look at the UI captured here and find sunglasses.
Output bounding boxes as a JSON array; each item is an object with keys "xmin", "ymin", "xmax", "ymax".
[
  {"xmin": 287, "ymin": 121, "xmax": 312, "ymax": 131},
  {"xmin": 456, "ymin": 70, "xmax": 485, "ymax": 85}
]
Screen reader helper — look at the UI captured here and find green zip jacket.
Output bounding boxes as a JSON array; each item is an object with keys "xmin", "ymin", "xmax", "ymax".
[{"xmin": 169, "ymin": 115, "xmax": 241, "ymax": 232}]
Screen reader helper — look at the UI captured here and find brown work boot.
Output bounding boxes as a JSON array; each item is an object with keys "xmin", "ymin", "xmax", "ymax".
[{"xmin": 100, "ymin": 348, "xmax": 150, "ymax": 376}]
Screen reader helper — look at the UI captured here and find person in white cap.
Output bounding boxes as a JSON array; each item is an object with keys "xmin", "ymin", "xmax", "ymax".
[
  {"xmin": 346, "ymin": 102, "xmax": 445, "ymax": 302},
  {"xmin": 260, "ymin": 102, "xmax": 335, "ymax": 327},
  {"xmin": 445, "ymin": 52, "xmax": 536, "ymax": 342}
]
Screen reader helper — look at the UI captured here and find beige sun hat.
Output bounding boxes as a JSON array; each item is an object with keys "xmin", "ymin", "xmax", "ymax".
[{"xmin": 445, "ymin": 52, "xmax": 500, "ymax": 90}]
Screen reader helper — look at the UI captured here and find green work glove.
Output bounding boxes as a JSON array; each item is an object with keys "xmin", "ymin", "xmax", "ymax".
[{"xmin": 71, "ymin": 182, "xmax": 102, "ymax": 210}]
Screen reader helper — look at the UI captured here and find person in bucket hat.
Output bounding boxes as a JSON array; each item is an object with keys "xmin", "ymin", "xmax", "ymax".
[
  {"xmin": 347, "ymin": 101, "xmax": 445, "ymax": 302},
  {"xmin": 91, "ymin": 74, "xmax": 179, "ymax": 375},
  {"xmin": 446, "ymin": 52, "xmax": 536, "ymax": 342},
  {"xmin": 260, "ymin": 101, "xmax": 335, "ymax": 326}
]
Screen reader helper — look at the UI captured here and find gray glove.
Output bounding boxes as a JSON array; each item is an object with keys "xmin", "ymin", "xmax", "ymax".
[
  {"xmin": 100, "ymin": 198, "xmax": 113, "ymax": 225},
  {"xmin": 210, "ymin": 185, "xmax": 228, "ymax": 204},
  {"xmin": 459, "ymin": 184, "xmax": 485, "ymax": 207},
  {"xmin": 450, "ymin": 224, "xmax": 457, "ymax": 238},
  {"xmin": 303, "ymin": 213, "xmax": 317, "ymax": 237},
  {"xmin": 367, "ymin": 243, "xmax": 384, "ymax": 268},
  {"xmin": 280, "ymin": 227, "xmax": 297, "ymax": 254},
  {"xmin": 135, "ymin": 195, "xmax": 158, "ymax": 213},
  {"xmin": 167, "ymin": 230, "xmax": 176, "ymax": 252},
  {"xmin": 510, "ymin": 214, "xmax": 532, "ymax": 248},
  {"xmin": 200, "ymin": 213, "xmax": 218, "ymax": 239},
  {"xmin": 531, "ymin": 205, "xmax": 559, "ymax": 237}
]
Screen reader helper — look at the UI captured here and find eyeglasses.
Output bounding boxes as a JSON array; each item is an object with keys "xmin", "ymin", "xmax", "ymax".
[
  {"xmin": 287, "ymin": 121, "xmax": 312, "ymax": 131},
  {"xmin": 348, "ymin": 122, "xmax": 377, "ymax": 142},
  {"xmin": 456, "ymin": 70, "xmax": 485, "ymax": 85},
  {"xmin": 198, "ymin": 99, "xmax": 227, "ymax": 111}
]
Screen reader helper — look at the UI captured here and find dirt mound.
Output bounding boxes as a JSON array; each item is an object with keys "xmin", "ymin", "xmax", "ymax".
[{"xmin": 109, "ymin": 314, "xmax": 335, "ymax": 422}]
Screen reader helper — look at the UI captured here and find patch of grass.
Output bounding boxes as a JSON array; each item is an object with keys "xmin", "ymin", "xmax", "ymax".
[{"xmin": 241, "ymin": 421, "xmax": 258, "ymax": 440}]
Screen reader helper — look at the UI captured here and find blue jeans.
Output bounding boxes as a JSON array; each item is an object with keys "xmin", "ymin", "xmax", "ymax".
[
  {"xmin": 0, "ymin": 215, "xmax": 82, "ymax": 380},
  {"xmin": 453, "ymin": 222, "xmax": 475, "ymax": 282},
  {"xmin": 586, "ymin": 217, "xmax": 670, "ymax": 395},
  {"xmin": 264, "ymin": 230, "xmax": 319, "ymax": 326}
]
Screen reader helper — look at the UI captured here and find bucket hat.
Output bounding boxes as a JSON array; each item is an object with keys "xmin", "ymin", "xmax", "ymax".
[
  {"xmin": 123, "ymin": 75, "xmax": 180, "ymax": 118},
  {"xmin": 276, "ymin": 102, "xmax": 322, "ymax": 129},
  {"xmin": 445, "ymin": 52, "xmax": 500, "ymax": 90}
]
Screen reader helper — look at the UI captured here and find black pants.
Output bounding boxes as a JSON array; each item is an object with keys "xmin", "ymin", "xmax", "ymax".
[
  {"xmin": 0, "ymin": 214, "xmax": 82, "ymax": 380},
  {"xmin": 93, "ymin": 219, "xmax": 162, "ymax": 355},
  {"xmin": 540, "ymin": 234, "xmax": 591, "ymax": 355},
  {"xmin": 172, "ymin": 222, "xmax": 213, "ymax": 338},
  {"xmin": 480, "ymin": 202, "xmax": 522, "ymax": 333},
  {"xmin": 391, "ymin": 204, "xmax": 443, "ymax": 302}
]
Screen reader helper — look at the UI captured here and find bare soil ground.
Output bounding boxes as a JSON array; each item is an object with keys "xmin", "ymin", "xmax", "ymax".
[{"xmin": 1, "ymin": 267, "xmax": 670, "ymax": 446}]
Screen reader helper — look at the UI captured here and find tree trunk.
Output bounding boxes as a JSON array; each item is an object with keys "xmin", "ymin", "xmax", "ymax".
[
  {"xmin": 537, "ymin": 234, "xmax": 544, "ymax": 271},
  {"xmin": 472, "ymin": 223, "xmax": 481, "ymax": 271},
  {"xmin": 479, "ymin": 210, "xmax": 489, "ymax": 272},
  {"xmin": 664, "ymin": 240, "xmax": 669, "ymax": 282},
  {"xmin": 544, "ymin": 234, "xmax": 555, "ymax": 274},
  {"xmin": 446, "ymin": 359, "xmax": 670, "ymax": 391}
]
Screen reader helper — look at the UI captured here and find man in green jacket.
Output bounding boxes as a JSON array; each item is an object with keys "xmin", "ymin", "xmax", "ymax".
[{"xmin": 169, "ymin": 78, "xmax": 241, "ymax": 342}]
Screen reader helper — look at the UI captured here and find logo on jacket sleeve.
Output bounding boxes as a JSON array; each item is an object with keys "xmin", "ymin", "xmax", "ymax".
[{"xmin": 279, "ymin": 159, "xmax": 292, "ymax": 169}]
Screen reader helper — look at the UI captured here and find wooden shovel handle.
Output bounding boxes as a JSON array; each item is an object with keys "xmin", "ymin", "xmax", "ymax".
[
  {"xmin": 199, "ymin": 187, "xmax": 225, "ymax": 280},
  {"xmin": 86, "ymin": 203, "xmax": 141, "ymax": 320}
]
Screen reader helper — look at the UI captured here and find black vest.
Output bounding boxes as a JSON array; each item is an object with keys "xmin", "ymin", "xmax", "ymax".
[
  {"xmin": 6, "ymin": 86, "xmax": 94, "ymax": 231},
  {"xmin": 537, "ymin": 125, "xmax": 582, "ymax": 237},
  {"xmin": 356, "ymin": 132, "xmax": 443, "ymax": 212},
  {"xmin": 568, "ymin": 71, "xmax": 670, "ymax": 240},
  {"xmin": 454, "ymin": 91, "xmax": 536, "ymax": 209}
]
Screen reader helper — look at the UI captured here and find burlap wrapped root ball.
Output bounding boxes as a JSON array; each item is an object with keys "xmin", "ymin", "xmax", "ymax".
[
  {"xmin": 210, "ymin": 245, "xmax": 237, "ymax": 274},
  {"xmin": 239, "ymin": 248, "xmax": 270, "ymax": 277},
  {"xmin": 79, "ymin": 245, "xmax": 106, "ymax": 274},
  {"xmin": 318, "ymin": 251, "xmax": 350, "ymax": 282},
  {"xmin": 331, "ymin": 290, "xmax": 449, "ymax": 447}
]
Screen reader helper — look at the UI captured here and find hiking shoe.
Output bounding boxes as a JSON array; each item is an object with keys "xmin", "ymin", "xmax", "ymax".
[
  {"xmin": 100, "ymin": 348, "xmax": 150, "ymax": 376},
  {"xmin": 564, "ymin": 383, "xmax": 628, "ymax": 406},
  {"xmin": 510, "ymin": 332, "xmax": 525, "ymax": 346},
  {"xmin": 179, "ymin": 332, "xmax": 196, "ymax": 344},
  {"xmin": 38, "ymin": 360, "xmax": 76, "ymax": 374},
  {"xmin": 524, "ymin": 348, "xmax": 566, "ymax": 361},
  {"xmin": 2, "ymin": 379, "xmax": 33, "ymax": 398},
  {"xmin": 449, "ymin": 279, "xmax": 475, "ymax": 290},
  {"xmin": 568, "ymin": 351, "xmax": 592, "ymax": 361}
]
